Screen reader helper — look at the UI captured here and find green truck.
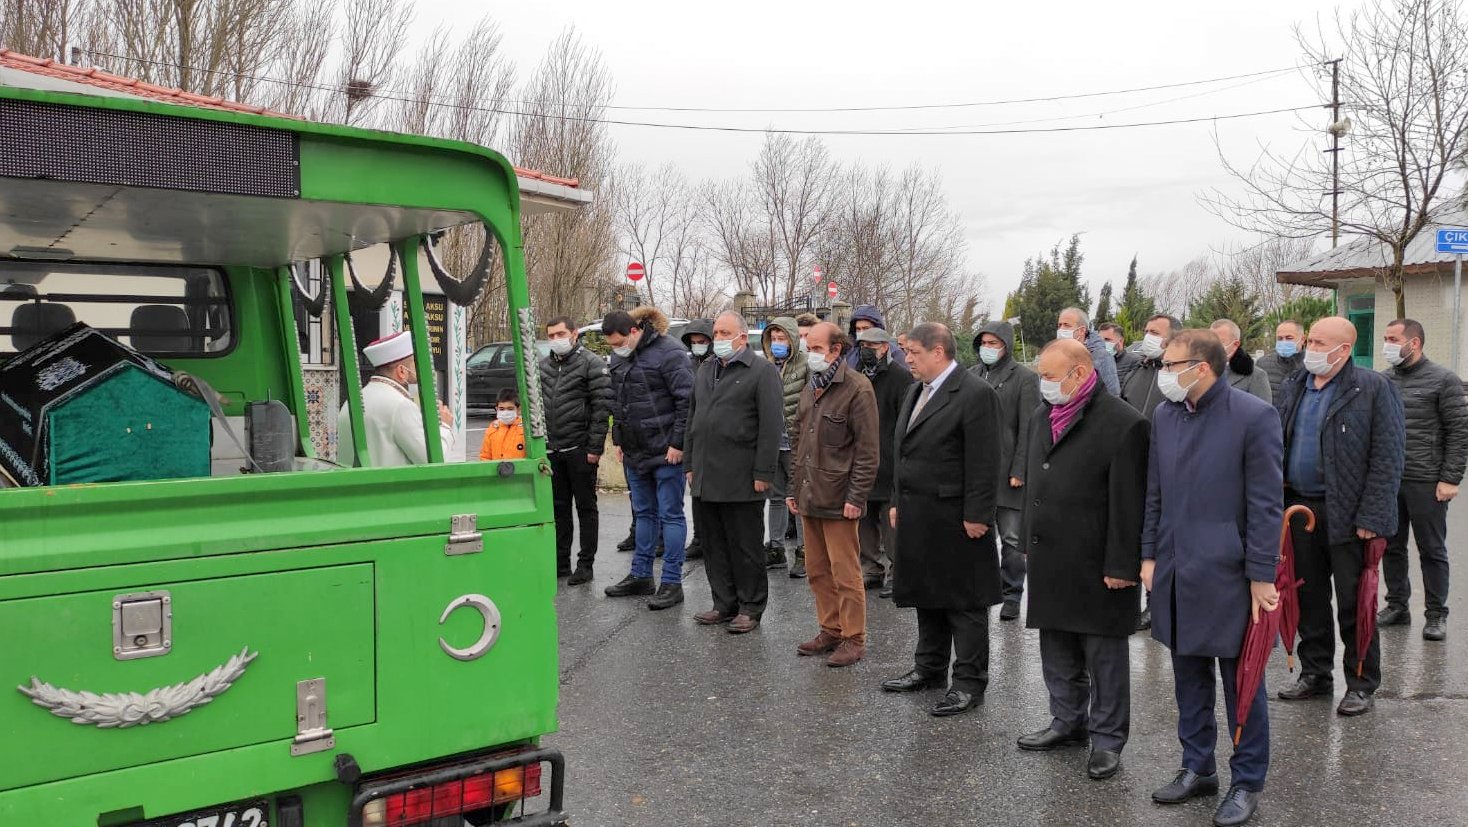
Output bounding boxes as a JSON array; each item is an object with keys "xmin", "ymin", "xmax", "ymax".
[{"xmin": 0, "ymin": 82, "xmax": 565, "ymax": 826}]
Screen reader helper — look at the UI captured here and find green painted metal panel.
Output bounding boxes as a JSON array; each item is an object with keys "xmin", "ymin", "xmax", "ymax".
[{"xmin": 2, "ymin": 563, "xmax": 376, "ymax": 790}]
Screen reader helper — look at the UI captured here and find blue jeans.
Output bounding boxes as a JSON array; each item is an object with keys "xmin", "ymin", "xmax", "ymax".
[{"xmin": 625, "ymin": 460, "xmax": 687, "ymax": 583}]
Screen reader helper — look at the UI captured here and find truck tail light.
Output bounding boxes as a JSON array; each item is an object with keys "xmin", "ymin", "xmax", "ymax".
[{"xmin": 361, "ymin": 763, "xmax": 542, "ymax": 826}]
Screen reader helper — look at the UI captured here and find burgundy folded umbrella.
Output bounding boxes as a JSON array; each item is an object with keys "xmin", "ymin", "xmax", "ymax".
[
  {"xmin": 1356, "ymin": 536, "xmax": 1388, "ymax": 677},
  {"xmin": 1234, "ymin": 598, "xmax": 1282, "ymax": 746},
  {"xmin": 1278, "ymin": 505, "xmax": 1315, "ymax": 671}
]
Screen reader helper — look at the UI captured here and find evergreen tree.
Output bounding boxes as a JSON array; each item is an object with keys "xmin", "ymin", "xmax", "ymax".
[
  {"xmin": 1263, "ymin": 295, "xmax": 1336, "ymax": 343},
  {"xmin": 1114, "ymin": 255, "xmax": 1157, "ymax": 343},
  {"xmin": 1094, "ymin": 281, "xmax": 1114, "ymax": 324},
  {"xmin": 1186, "ymin": 276, "xmax": 1265, "ymax": 348},
  {"xmin": 1006, "ymin": 237, "xmax": 1091, "ymax": 358}
]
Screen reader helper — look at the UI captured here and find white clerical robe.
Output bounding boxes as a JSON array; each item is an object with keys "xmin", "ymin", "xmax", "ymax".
[{"xmin": 337, "ymin": 377, "xmax": 459, "ymax": 467}]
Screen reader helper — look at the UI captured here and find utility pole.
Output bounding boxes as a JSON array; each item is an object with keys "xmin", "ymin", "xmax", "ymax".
[{"xmin": 1324, "ymin": 58, "xmax": 1346, "ymax": 249}]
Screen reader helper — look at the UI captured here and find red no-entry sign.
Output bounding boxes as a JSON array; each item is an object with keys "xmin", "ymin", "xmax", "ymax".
[
  {"xmin": 626, "ymin": 262, "xmax": 645, "ymax": 282},
  {"xmin": 812, "ymin": 264, "xmax": 824, "ymax": 283},
  {"xmin": 827, "ymin": 281, "xmax": 838, "ymax": 298}
]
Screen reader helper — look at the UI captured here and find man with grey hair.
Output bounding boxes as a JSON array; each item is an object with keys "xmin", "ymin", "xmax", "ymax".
[
  {"xmin": 1209, "ymin": 319, "xmax": 1272, "ymax": 403},
  {"xmin": 686, "ymin": 311, "xmax": 785, "ymax": 633},
  {"xmin": 1057, "ymin": 307, "xmax": 1120, "ymax": 395},
  {"xmin": 882, "ymin": 322, "xmax": 1004, "ymax": 717}
]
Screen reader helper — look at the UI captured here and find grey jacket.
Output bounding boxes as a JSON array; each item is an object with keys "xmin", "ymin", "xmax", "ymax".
[
  {"xmin": 1225, "ymin": 348, "xmax": 1272, "ymax": 403},
  {"xmin": 971, "ymin": 320, "xmax": 1041, "ymax": 511},
  {"xmin": 1384, "ymin": 356, "xmax": 1468, "ymax": 484}
]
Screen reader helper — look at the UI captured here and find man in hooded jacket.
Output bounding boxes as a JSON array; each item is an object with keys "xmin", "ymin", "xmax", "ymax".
[
  {"xmin": 846, "ymin": 304, "xmax": 891, "ymax": 368},
  {"xmin": 971, "ymin": 320, "xmax": 1041, "ymax": 621},
  {"xmin": 855, "ymin": 327, "xmax": 914, "ymax": 594},
  {"xmin": 762, "ymin": 316, "xmax": 811, "ymax": 577}
]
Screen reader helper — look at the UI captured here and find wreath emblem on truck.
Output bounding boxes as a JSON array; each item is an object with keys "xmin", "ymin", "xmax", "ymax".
[{"xmin": 16, "ymin": 647, "xmax": 258, "ymax": 728}]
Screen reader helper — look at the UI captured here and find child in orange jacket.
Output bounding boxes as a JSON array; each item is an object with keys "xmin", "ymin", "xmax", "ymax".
[{"xmin": 479, "ymin": 388, "xmax": 526, "ymax": 460}]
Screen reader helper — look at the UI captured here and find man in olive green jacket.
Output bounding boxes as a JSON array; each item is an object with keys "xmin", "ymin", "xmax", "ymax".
[{"xmin": 763, "ymin": 316, "xmax": 810, "ymax": 576}]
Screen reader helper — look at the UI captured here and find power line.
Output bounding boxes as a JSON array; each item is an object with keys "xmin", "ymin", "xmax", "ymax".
[
  {"xmin": 75, "ymin": 50, "xmax": 1315, "ymax": 137},
  {"xmin": 84, "ymin": 48, "xmax": 1300, "ymax": 117}
]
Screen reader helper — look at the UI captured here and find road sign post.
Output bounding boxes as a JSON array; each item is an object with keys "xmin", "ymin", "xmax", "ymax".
[
  {"xmin": 827, "ymin": 281, "xmax": 838, "ymax": 299},
  {"xmin": 1435, "ymin": 230, "xmax": 1468, "ymax": 373}
]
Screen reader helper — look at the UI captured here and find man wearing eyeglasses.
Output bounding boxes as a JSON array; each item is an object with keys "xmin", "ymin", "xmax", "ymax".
[{"xmin": 1140, "ymin": 329, "xmax": 1283, "ymax": 827}]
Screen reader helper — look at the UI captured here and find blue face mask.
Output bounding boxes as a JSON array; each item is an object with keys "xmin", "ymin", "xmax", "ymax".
[
  {"xmin": 770, "ymin": 342, "xmax": 790, "ymax": 360},
  {"xmin": 1276, "ymin": 340, "xmax": 1298, "ymax": 358}
]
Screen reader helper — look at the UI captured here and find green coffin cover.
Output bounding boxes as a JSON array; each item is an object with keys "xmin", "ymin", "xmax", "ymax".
[{"xmin": 45, "ymin": 365, "xmax": 210, "ymax": 484}]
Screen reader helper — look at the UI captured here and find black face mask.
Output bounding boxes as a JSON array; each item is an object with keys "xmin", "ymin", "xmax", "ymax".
[{"xmin": 858, "ymin": 347, "xmax": 881, "ymax": 368}]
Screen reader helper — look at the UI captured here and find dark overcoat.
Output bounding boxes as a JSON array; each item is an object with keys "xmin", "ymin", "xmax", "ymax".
[
  {"xmin": 685, "ymin": 345, "xmax": 784, "ymax": 503},
  {"xmin": 1022, "ymin": 387, "xmax": 1149, "ymax": 638},
  {"xmin": 1141, "ymin": 380, "xmax": 1284, "ymax": 658},
  {"xmin": 971, "ymin": 321, "xmax": 1040, "ymax": 511},
  {"xmin": 891, "ymin": 366, "xmax": 1003, "ymax": 610}
]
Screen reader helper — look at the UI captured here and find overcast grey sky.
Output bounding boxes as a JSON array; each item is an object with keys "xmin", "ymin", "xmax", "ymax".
[{"xmin": 424, "ymin": 0, "xmax": 1344, "ymax": 311}]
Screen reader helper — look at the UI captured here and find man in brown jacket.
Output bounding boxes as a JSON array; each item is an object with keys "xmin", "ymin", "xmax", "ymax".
[{"xmin": 787, "ymin": 323, "xmax": 881, "ymax": 666}]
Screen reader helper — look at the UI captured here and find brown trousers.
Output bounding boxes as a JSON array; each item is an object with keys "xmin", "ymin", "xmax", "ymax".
[{"xmin": 802, "ymin": 516, "xmax": 866, "ymax": 644}]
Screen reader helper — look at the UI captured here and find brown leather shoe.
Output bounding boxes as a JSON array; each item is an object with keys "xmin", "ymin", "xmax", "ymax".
[
  {"xmin": 726, "ymin": 614, "xmax": 760, "ymax": 634},
  {"xmin": 694, "ymin": 610, "xmax": 734, "ymax": 626},
  {"xmin": 796, "ymin": 631, "xmax": 841, "ymax": 656},
  {"xmin": 826, "ymin": 639, "xmax": 865, "ymax": 667}
]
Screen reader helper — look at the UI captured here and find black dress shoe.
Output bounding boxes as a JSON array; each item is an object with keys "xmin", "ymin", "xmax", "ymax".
[
  {"xmin": 566, "ymin": 567, "xmax": 593, "ymax": 586},
  {"xmin": 604, "ymin": 574, "xmax": 655, "ymax": 597},
  {"xmin": 1212, "ymin": 786, "xmax": 1259, "ymax": 826},
  {"xmin": 929, "ymin": 689, "xmax": 982, "ymax": 717},
  {"xmin": 1087, "ymin": 749, "xmax": 1122, "ymax": 780},
  {"xmin": 648, "ymin": 583, "xmax": 683, "ymax": 610},
  {"xmin": 1277, "ymin": 673, "xmax": 1333, "ymax": 701},
  {"xmin": 684, "ymin": 539, "xmax": 704, "ymax": 561},
  {"xmin": 999, "ymin": 601, "xmax": 1020, "ymax": 621},
  {"xmin": 1135, "ymin": 607, "xmax": 1152, "ymax": 632},
  {"xmin": 1017, "ymin": 726, "xmax": 1088, "ymax": 752},
  {"xmin": 1152, "ymin": 769, "xmax": 1219, "ymax": 804},
  {"xmin": 1424, "ymin": 616, "xmax": 1447, "ymax": 641},
  {"xmin": 1378, "ymin": 604, "xmax": 1411, "ymax": 626},
  {"xmin": 880, "ymin": 669, "xmax": 946, "ymax": 693},
  {"xmin": 1336, "ymin": 689, "xmax": 1375, "ymax": 716}
]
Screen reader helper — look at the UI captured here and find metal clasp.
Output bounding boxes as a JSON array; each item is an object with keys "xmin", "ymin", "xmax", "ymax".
[
  {"xmin": 112, "ymin": 590, "xmax": 172, "ymax": 660},
  {"xmin": 445, "ymin": 513, "xmax": 483, "ymax": 556},
  {"xmin": 291, "ymin": 677, "xmax": 335, "ymax": 756}
]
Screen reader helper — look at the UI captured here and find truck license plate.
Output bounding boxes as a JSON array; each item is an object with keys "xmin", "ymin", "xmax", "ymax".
[{"xmin": 131, "ymin": 800, "xmax": 270, "ymax": 827}]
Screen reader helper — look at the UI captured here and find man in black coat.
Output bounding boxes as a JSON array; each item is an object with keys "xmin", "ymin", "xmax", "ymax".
[
  {"xmin": 602, "ymin": 308, "xmax": 695, "ymax": 610},
  {"xmin": 1275, "ymin": 317, "xmax": 1404, "ymax": 717},
  {"xmin": 880, "ymin": 323, "xmax": 1003, "ymax": 718},
  {"xmin": 1120, "ymin": 313, "xmax": 1181, "ymax": 633},
  {"xmin": 679, "ymin": 319, "xmax": 715, "ymax": 562},
  {"xmin": 1017, "ymin": 338, "xmax": 1148, "ymax": 781},
  {"xmin": 855, "ymin": 327, "xmax": 913, "ymax": 596},
  {"xmin": 1379, "ymin": 318, "xmax": 1468, "ymax": 641},
  {"xmin": 1256, "ymin": 319, "xmax": 1306, "ymax": 401},
  {"xmin": 972, "ymin": 319, "xmax": 1041, "ymax": 621},
  {"xmin": 686, "ymin": 312, "xmax": 785, "ymax": 634},
  {"xmin": 542, "ymin": 316, "xmax": 613, "ymax": 585}
]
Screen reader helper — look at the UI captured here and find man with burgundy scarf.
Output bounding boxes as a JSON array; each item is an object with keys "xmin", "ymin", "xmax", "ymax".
[{"xmin": 1017, "ymin": 338, "xmax": 1149, "ymax": 781}]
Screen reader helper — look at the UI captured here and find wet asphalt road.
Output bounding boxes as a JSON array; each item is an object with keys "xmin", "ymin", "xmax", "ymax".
[
  {"xmin": 466, "ymin": 424, "xmax": 1468, "ymax": 826},
  {"xmin": 535, "ymin": 493, "xmax": 1468, "ymax": 827}
]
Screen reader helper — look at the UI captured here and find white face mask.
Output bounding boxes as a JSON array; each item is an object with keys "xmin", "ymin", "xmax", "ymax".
[
  {"xmin": 1303, "ymin": 343, "xmax": 1346, "ymax": 376},
  {"xmin": 1138, "ymin": 333, "xmax": 1165, "ymax": 359},
  {"xmin": 690, "ymin": 342, "xmax": 709, "ymax": 357},
  {"xmin": 1039, "ymin": 368, "xmax": 1077, "ymax": 405},
  {"xmin": 1056, "ymin": 327, "xmax": 1081, "ymax": 342},
  {"xmin": 713, "ymin": 338, "xmax": 736, "ymax": 359},
  {"xmin": 807, "ymin": 352, "xmax": 829, "ymax": 373},
  {"xmin": 1383, "ymin": 342, "xmax": 1410, "ymax": 366},
  {"xmin": 549, "ymin": 338, "xmax": 573, "ymax": 356},
  {"xmin": 1157, "ymin": 363, "xmax": 1200, "ymax": 403},
  {"xmin": 978, "ymin": 346, "xmax": 1002, "ymax": 366},
  {"xmin": 612, "ymin": 345, "xmax": 633, "ymax": 358},
  {"xmin": 496, "ymin": 409, "xmax": 517, "ymax": 424}
]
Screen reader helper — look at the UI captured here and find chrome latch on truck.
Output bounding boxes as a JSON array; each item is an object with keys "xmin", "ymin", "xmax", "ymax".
[
  {"xmin": 113, "ymin": 590, "xmax": 172, "ymax": 660},
  {"xmin": 291, "ymin": 677, "xmax": 335, "ymax": 756},
  {"xmin": 445, "ymin": 513, "xmax": 483, "ymax": 556}
]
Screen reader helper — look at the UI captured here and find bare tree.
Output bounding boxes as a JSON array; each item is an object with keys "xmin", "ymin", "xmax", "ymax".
[
  {"xmin": 333, "ymin": 0, "xmax": 412, "ymax": 125},
  {"xmin": 1206, "ymin": 0, "xmax": 1468, "ymax": 317},
  {"xmin": 1, "ymin": 0, "xmax": 92, "ymax": 61},
  {"xmin": 753, "ymin": 133, "xmax": 834, "ymax": 303},
  {"xmin": 257, "ymin": 0, "xmax": 335, "ymax": 117},
  {"xmin": 511, "ymin": 28, "xmax": 618, "ymax": 324}
]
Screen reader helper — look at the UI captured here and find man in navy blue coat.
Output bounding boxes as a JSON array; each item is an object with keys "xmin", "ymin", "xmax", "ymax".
[
  {"xmin": 1274, "ymin": 317, "xmax": 1404, "ymax": 716},
  {"xmin": 1141, "ymin": 329, "xmax": 1283, "ymax": 827}
]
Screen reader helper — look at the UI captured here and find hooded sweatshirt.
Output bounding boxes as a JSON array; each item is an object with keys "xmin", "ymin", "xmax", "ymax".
[
  {"xmin": 761, "ymin": 315, "xmax": 808, "ymax": 430},
  {"xmin": 680, "ymin": 318, "xmax": 714, "ymax": 366},
  {"xmin": 970, "ymin": 320, "xmax": 1040, "ymax": 509},
  {"xmin": 845, "ymin": 304, "xmax": 887, "ymax": 368}
]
